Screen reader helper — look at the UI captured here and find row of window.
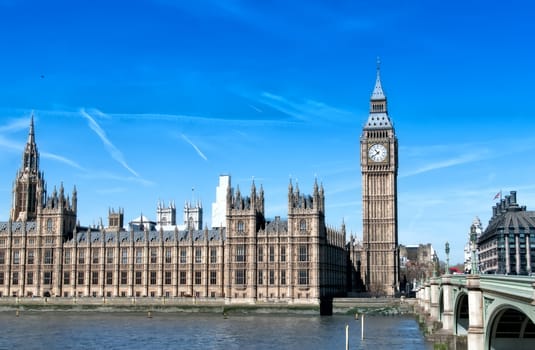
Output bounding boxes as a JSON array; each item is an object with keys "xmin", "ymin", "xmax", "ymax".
[
  {"xmin": 0, "ymin": 245, "xmax": 310, "ymax": 265},
  {"xmin": 0, "ymin": 237, "xmax": 55, "ymax": 246},
  {"xmin": 0, "ymin": 270, "xmax": 218, "ymax": 287},
  {"xmin": 235, "ymin": 269, "xmax": 309, "ymax": 285},
  {"xmin": 236, "ymin": 220, "xmax": 308, "ymax": 232},
  {"xmin": 0, "ymin": 269, "xmax": 310, "ymax": 287},
  {"xmin": 236, "ymin": 245, "xmax": 308, "ymax": 263},
  {"xmin": 0, "ymin": 247, "xmax": 219, "ymax": 265}
]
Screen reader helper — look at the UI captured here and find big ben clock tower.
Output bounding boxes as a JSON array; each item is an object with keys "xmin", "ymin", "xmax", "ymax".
[{"xmin": 360, "ymin": 61, "xmax": 399, "ymax": 296}]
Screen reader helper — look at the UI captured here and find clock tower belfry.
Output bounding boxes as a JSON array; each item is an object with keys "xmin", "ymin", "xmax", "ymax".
[{"xmin": 360, "ymin": 61, "xmax": 399, "ymax": 296}]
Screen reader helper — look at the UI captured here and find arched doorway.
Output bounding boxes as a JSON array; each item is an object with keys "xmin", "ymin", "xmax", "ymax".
[
  {"xmin": 489, "ymin": 308, "xmax": 535, "ymax": 350},
  {"xmin": 455, "ymin": 293, "xmax": 469, "ymax": 335}
]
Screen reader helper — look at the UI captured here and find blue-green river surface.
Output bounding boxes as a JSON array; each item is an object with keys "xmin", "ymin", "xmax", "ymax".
[{"xmin": 0, "ymin": 311, "xmax": 432, "ymax": 349}]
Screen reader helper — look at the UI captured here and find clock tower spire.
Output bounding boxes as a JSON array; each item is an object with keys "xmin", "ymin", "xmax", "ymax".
[{"xmin": 360, "ymin": 60, "xmax": 399, "ymax": 296}]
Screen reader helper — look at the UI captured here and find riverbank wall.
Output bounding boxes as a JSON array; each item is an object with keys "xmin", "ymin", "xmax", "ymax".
[{"xmin": 0, "ymin": 296, "xmax": 416, "ymax": 315}]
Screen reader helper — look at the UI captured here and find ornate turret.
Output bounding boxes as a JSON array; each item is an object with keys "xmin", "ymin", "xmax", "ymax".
[
  {"xmin": 10, "ymin": 115, "xmax": 77, "ymax": 239},
  {"xmin": 10, "ymin": 115, "xmax": 46, "ymax": 222}
]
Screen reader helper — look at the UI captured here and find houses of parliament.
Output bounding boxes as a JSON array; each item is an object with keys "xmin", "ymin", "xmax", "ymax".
[{"xmin": 0, "ymin": 68, "xmax": 399, "ymax": 302}]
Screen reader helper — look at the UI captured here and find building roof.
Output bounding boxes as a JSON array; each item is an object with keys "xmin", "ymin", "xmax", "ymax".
[
  {"xmin": 479, "ymin": 191, "xmax": 535, "ymax": 242},
  {"xmin": 371, "ymin": 65, "xmax": 386, "ymax": 101},
  {"xmin": 67, "ymin": 228, "xmax": 225, "ymax": 245}
]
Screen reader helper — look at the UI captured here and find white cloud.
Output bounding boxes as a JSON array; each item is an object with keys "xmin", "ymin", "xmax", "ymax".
[
  {"xmin": 41, "ymin": 152, "xmax": 84, "ymax": 171},
  {"xmin": 80, "ymin": 109, "xmax": 140, "ymax": 177},
  {"xmin": 181, "ymin": 134, "xmax": 208, "ymax": 161}
]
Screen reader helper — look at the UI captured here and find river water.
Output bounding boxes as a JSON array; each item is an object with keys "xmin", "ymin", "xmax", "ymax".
[{"xmin": 0, "ymin": 311, "xmax": 432, "ymax": 349}]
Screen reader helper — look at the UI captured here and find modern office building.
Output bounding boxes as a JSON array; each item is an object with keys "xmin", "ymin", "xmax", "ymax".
[{"xmin": 478, "ymin": 191, "xmax": 535, "ymax": 275}]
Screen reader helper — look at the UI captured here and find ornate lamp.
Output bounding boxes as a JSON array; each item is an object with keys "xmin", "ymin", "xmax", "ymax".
[
  {"xmin": 445, "ymin": 242, "xmax": 450, "ymax": 275},
  {"xmin": 470, "ymin": 226, "xmax": 478, "ymax": 274}
]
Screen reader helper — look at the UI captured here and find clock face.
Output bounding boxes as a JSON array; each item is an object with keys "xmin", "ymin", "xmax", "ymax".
[{"xmin": 368, "ymin": 144, "xmax": 387, "ymax": 162}]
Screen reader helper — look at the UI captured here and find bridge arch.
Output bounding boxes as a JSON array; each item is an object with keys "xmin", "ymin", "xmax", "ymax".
[
  {"xmin": 454, "ymin": 292, "xmax": 469, "ymax": 335},
  {"xmin": 487, "ymin": 306, "xmax": 535, "ymax": 350}
]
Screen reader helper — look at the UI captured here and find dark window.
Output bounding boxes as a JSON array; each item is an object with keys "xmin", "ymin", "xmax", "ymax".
[
  {"xmin": 298, "ymin": 269, "xmax": 309, "ymax": 285},
  {"xmin": 280, "ymin": 247, "xmax": 286, "ymax": 262},
  {"xmin": 298, "ymin": 245, "xmax": 308, "ymax": 262},
  {"xmin": 120, "ymin": 271, "xmax": 128, "ymax": 285},
  {"xmin": 12, "ymin": 272, "xmax": 18, "ymax": 285},
  {"xmin": 106, "ymin": 249, "xmax": 114, "ymax": 264},
  {"xmin": 78, "ymin": 249, "xmax": 85, "ymax": 264},
  {"xmin": 269, "ymin": 270, "xmax": 275, "ymax": 285},
  {"xmin": 27, "ymin": 250, "xmax": 34, "ymax": 265},
  {"xmin": 135, "ymin": 271, "xmax": 142, "ymax": 285},
  {"xmin": 258, "ymin": 270, "xmax": 263, "ymax": 285},
  {"xmin": 258, "ymin": 247, "xmax": 263, "ymax": 262},
  {"xmin": 77, "ymin": 271, "xmax": 84, "ymax": 285},
  {"xmin": 194, "ymin": 271, "xmax": 201, "ymax": 285},
  {"xmin": 92, "ymin": 249, "xmax": 99, "ymax": 264},
  {"xmin": 0, "ymin": 272, "xmax": 4, "ymax": 285},
  {"xmin": 27, "ymin": 272, "xmax": 34, "ymax": 285},
  {"xmin": 0, "ymin": 250, "xmax": 5, "ymax": 264},
  {"xmin": 195, "ymin": 248, "xmax": 202, "ymax": 263},
  {"xmin": 235, "ymin": 269, "xmax": 245, "ymax": 285},
  {"xmin": 44, "ymin": 249, "xmax": 53, "ymax": 264},
  {"xmin": 236, "ymin": 245, "xmax": 246, "ymax": 262},
  {"xmin": 165, "ymin": 271, "xmax": 172, "ymax": 285},
  {"xmin": 210, "ymin": 248, "xmax": 217, "ymax": 263},
  {"xmin": 210, "ymin": 271, "xmax": 217, "ymax": 285},
  {"xmin": 63, "ymin": 272, "xmax": 70, "ymax": 285},
  {"xmin": 13, "ymin": 250, "xmax": 20, "ymax": 265},
  {"xmin": 135, "ymin": 248, "xmax": 143, "ymax": 264},
  {"xmin": 92, "ymin": 271, "xmax": 99, "ymax": 285},
  {"xmin": 150, "ymin": 249, "xmax": 157, "ymax": 264},
  {"xmin": 44, "ymin": 271, "xmax": 52, "ymax": 285},
  {"xmin": 106, "ymin": 272, "xmax": 113, "ymax": 285},
  {"xmin": 280, "ymin": 270, "xmax": 286, "ymax": 285},
  {"xmin": 269, "ymin": 246, "xmax": 275, "ymax": 262},
  {"xmin": 180, "ymin": 271, "xmax": 186, "ymax": 284},
  {"xmin": 121, "ymin": 248, "xmax": 128, "ymax": 264},
  {"xmin": 150, "ymin": 271, "xmax": 157, "ymax": 285}
]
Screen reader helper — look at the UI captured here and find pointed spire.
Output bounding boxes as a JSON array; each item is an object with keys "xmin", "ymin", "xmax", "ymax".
[
  {"xmin": 28, "ymin": 113, "xmax": 35, "ymax": 145},
  {"xmin": 365, "ymin": 57, "xmax": 392, "ymax": 130},
  {"xmin": 371, "ymin": 57, "xmax": 386, "ymax": 101}
]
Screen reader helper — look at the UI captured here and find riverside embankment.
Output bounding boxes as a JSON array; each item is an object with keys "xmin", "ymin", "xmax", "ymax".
[{"xmin": 0, "ymin": 296, "xmax": 416, "ymax": 315}]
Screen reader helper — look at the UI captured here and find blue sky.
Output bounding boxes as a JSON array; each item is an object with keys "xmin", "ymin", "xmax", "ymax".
[{"xmin": 0, "ymin": 0, "xmax": 534, "ymax": 264}]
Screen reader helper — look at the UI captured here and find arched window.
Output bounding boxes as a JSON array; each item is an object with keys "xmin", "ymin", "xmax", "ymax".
[
  {"xmin": 46, "ymin": 218, "xmax": 53, "ymax": 233},
  {"xmin": 300, "ymin": 219, "xmax": 307, "ymax": 232},
  {"xmin": 237, "ymin": 221, "xmax": 245, "ymax": 233}
]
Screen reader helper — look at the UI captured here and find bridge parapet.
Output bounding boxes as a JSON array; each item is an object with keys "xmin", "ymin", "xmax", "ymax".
[{"xmin": 479, "ymin": 275, "xmax": 535, "ymax": 302}]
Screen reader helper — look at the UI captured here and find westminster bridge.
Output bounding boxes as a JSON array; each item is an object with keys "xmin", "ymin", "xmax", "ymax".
[{"xmin": 416, "ymin": 274, "xmax": 535, "ymax": 349}]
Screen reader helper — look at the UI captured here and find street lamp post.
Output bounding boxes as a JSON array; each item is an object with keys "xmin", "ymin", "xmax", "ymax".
[
  {"xmin": 445, "ymin": 242, "xmax": 450, "ymax": 275},
  {"xmin": 470, "ymin": 226, "xmax": 478, "ymax": 275}
]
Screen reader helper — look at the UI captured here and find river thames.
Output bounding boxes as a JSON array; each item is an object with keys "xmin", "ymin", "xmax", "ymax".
[{"xmin": 0, "ymin": 312, "xmax": 432, "ymax": 349}]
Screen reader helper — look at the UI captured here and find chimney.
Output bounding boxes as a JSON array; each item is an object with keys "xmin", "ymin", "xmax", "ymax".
[{"xmin": 510, "ymin": 191, "xmax": 517, "ymax": 205}]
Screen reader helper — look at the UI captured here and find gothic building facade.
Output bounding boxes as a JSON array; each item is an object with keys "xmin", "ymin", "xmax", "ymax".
[
  {"xmin": 359, "ymin": 63, "xmax": 400, "ymax": 296},
  {"xmin": 0, "ymin": 117, "xmax": 347, "ymax": 304}
]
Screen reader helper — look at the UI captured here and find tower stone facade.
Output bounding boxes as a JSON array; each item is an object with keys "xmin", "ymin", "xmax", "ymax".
[{"xmin": 360, "ymin": 63, "xmax": 399, "ymax": 296}]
